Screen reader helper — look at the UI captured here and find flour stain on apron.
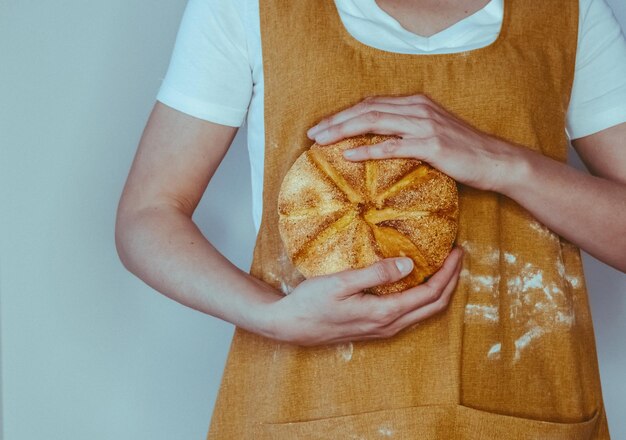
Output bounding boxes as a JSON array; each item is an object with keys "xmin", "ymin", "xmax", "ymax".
[
  {"xmin": 336, "ymin": 342, "xmax": 354, "ymax": 362},
  {"xmin": 458, "ymin": 236, "xmax": 580, "ymax": 362},
  {"xmin": 377, "ymin": 425, "xmax": 395, "ymax": 436},
  {"xmin": 265, "ymin": 249, "xmax": 304, "ymax": 295}
]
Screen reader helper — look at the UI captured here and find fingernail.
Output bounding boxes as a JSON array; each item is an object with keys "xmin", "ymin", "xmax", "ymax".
[
  {"xmin": 307, "ymin": 125, "xmax": 319, "ymax": 138},
  {"xmin": 395, "ymin": 258, "xmax": 413, "ymax": 274},
  {"xmin": 343, "ymin": 149, "xmax": 356, "ymax": 158},
  {"xmin": 315, "ymin": 131, "xmax": 330, "ymax": 143}
]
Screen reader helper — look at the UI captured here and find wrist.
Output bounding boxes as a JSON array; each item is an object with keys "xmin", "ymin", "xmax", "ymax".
[
  {"xmin": 237, "ymin": 280, "xmax": 283, "ymax": 340},
  {"xmin": 490, "ymin": 140, "xmax": 534, "ymax": 197}
]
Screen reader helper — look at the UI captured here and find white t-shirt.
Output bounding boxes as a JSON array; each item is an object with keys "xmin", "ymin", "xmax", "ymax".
[{"xmin": 156, "ymin": 0, "xmax": 626, "ymax": 233}]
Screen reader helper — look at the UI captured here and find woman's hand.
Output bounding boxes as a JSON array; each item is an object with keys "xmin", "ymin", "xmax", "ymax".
[
  {"xmin": 260, "ymin": 247, "xmax": 463, "ymax": 347},
  {"xmin": 306, "ymin": 93, "xmax": 525, "ymax": 192}
]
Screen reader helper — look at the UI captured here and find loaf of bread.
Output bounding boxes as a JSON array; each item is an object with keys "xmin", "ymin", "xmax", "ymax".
[{"xmin": 278, "ymin": 134, "xmax": 459, "ymax": 295}]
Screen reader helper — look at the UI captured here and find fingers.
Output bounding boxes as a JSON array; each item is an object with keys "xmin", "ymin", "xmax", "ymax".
[
  {"xmin": 401, "ymin": 246, "xmax": 464, "ymax": 308},
  {"xmin": 307, "ymin": 93, "xmax": 443, "ymax": 141},
  {"xmin": 289, "ymin": 247, "xmax": 463, "ymax": 346},
  {"xmin": 380, "ymin": 250, "xmax": 463, "ymax": 334},
  {"xmin": 307, "ymin": 101, "xmax": 436, "ymax": 139},
  {"xmin": 342, "ymin": 136, "xmax": 440, "ymax": 162},
  {"xmin": 345, "ymin": 247, "xmax": 463, "ymax": 340},
  {"xmin": 323, "ymin": 257, "xmax": 415, "ymax": 297},
  {"xmin": 310, "ymin": 111, "xmax": 423, "ymax": 144},
  {"xmin": 381, "ymin": 247, "xmax": 463, "ymax": 309},
  {"xmin": 320, "ymin": 260, "xmax": 461, "ymax": 345}
]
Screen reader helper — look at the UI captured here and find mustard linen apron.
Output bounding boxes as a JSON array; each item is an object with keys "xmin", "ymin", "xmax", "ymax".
[{"xmin": 207, "ymin": 0, "xmax": 610, "ymax": 438}]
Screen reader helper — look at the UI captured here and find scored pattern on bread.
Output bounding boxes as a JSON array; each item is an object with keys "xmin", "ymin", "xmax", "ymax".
[{"xmin": 278, "ymin": 134, "xmax": 459, "ymax": 295}]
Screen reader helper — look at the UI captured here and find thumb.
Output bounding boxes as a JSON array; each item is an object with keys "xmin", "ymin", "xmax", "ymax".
[{"xmin": 330, "ymin": 257, "xmax": 414, "ymax": 295}]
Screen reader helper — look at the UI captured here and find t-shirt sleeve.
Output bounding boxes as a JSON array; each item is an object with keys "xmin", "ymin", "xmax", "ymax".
[
  {"xmin": 156, "ymin": 0, "xmax": 252, "ymax": 127},
  {"xmin": 566, "ymin": 0, "xmax": 626, "ymax": 140}
]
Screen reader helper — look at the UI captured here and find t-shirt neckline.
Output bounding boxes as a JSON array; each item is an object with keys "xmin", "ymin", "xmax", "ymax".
[
  {"xmin": 368, "ymin": 0, "xmax": 499, "ymax": 42},
  {"xmin": 331, "ymin": 0, "xmax": 510, "ymax": 58}
]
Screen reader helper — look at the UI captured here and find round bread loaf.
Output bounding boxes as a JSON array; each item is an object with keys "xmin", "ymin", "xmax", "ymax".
[{"xmin": 278, "ymin": 134, "xmax": 459, "ymax": 295}]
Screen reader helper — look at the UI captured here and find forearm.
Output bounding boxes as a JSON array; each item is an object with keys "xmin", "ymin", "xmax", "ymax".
[
  {"xmin": 115, "ymin": 205, "xmax": 281, "ymax": 335},
  {"xmin": 497, "ymin": 145, "xmax": 626, "ymax": 272}
]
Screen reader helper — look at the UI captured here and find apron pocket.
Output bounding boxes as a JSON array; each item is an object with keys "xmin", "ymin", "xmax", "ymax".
[{"xmin": 252, "ymin": 403, "xmax": 601, "ymax": 440}]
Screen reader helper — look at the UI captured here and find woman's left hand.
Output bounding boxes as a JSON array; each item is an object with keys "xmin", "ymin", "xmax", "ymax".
[{"xmin": 306, "ymin": 93, "xmax": 526, "ymax": 192}]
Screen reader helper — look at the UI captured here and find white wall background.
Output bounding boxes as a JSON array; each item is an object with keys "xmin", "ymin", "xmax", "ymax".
[{"xmin": 1, "ymin": 1, "xmax": 625, "ymax": 439}]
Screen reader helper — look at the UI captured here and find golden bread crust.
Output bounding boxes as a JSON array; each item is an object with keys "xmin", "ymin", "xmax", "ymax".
[{"xmin": 278, "ymin": 134, "xmax": 459, "ymax": 295}]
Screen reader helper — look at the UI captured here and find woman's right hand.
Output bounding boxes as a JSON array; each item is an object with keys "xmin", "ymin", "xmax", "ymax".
[{"xmin": 260, "ymin": 246, "xmax": 464, "ymax": 346}]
